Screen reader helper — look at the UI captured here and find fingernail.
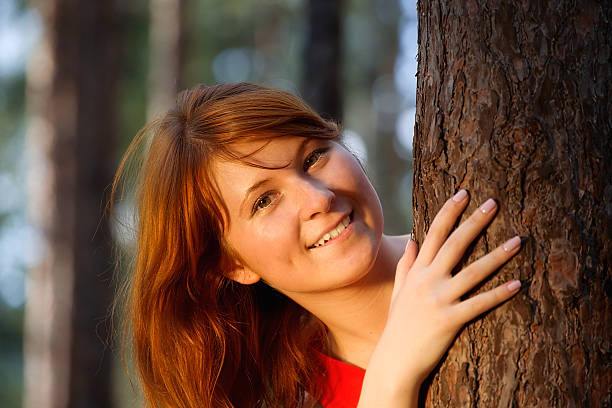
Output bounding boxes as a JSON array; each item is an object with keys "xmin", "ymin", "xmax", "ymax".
[
  {"xmin": 506, "ymin": 280, "xmax": 521, "ymax": 292},
  {"xmin": 452, "ymin": 189, "xmax": 467, "ymax": 202},
  {"xmin": 503, "ymin": 236, "xmax": 521, "ymax": 252},
  {"xmin": 406, "ymin": 230, "xmax": 417, "ymax": 249},
  {"xmin": 479, "ymin": 198, "xmax": 497, "ymax": 213}
]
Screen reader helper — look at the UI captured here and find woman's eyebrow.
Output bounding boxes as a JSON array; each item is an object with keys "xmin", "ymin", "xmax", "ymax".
[{"xmin": 245, "ymin": 178, "xmax": 271, "ymax": 199}]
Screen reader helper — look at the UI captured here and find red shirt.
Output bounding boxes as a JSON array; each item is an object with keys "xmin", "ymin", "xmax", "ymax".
[{"xmin": 316, "ymin": 351, "xmax": 366, "ymax": 408}]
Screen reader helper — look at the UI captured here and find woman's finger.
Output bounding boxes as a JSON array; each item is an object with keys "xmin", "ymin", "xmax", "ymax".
[
  {"xmin": 391, "ymin": 237, "xmax": 419, "ymax": 303},
  {"xmin": 417, "ymin": 190, "xmax": 470, "ymax": 265},
  {"xmin": 430, "ymin": 198, "xmax": 499, "ymax": 274},
  {"xmin": 452, "ymin": 279, "xmax": 521, "ymax": 323},
  {"xmin": 444, "ymin": 236, "xmax": 522, "ymax": 302}
]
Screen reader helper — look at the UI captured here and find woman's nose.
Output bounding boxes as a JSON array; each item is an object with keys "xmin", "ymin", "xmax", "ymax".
[{"xmin": 294, "ymin": 177, "xmax": 335, "ymax": 220}]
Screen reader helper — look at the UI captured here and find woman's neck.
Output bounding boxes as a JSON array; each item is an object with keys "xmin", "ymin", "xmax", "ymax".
[{"xmin": 292, "ymin": 234, "xmax": 409, "ymax": 369}]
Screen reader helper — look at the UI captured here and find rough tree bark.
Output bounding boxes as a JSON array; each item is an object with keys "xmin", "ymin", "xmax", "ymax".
[
  {"xmin": 302, "ymin": 0, "xmax": 342, "ymax": 121},
  {"xmin": 413, "ymin": 0, "xmax": 611, "ymax": 406},
  {"xmin": 23, "ymin": 0, "xmax": 118, "ymax": 407}
]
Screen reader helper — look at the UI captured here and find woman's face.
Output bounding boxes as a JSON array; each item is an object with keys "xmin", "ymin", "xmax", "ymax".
[{"xmin": 214, "ymin": 137, "xmax": 383, "ymax": 296}]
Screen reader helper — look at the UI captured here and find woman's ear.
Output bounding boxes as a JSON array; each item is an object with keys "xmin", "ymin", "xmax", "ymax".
[{"xmin": 224, "ymin": 266, "xmax": 261, "ymax": 285}]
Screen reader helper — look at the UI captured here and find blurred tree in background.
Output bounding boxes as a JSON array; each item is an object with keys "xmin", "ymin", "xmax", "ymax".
[
  {"xmin": 23, "ymin": 0, "xmax": 118, "ymax": 406},
  {"xmin": 302, "ymin": 0, "xmax": 342, "ymax": 121},
  {"xmin": 0, "ymin": 0, "xmax": 416, "ymax": 406},
  {"xmin": 147, "ymin": 0, "xmax": 186, "ymax": 118}
]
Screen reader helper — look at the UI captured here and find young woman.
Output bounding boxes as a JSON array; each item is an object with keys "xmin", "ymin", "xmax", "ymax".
[{"xmin": 112, "ymin": 82, "xmax": 522, "ymax": 407}]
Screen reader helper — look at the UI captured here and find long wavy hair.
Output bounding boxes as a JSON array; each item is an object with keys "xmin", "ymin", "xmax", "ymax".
[{"xmin": 111, "ymin": 83, "xmax": 341, "ymax": 407}]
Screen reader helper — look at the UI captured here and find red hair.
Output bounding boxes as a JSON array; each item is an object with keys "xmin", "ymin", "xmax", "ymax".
[{"xmin": 111, "ymin": 83, "xmax": 340, "ymax": 407}]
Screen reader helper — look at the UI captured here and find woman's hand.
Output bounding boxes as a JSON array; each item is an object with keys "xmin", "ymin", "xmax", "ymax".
[{"xmin": 358, "ymin": 190, "xmax": 522, "ymax": 407}]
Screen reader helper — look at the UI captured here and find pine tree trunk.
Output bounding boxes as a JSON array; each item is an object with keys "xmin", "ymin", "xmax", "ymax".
[
  {"xmin": 413, "ymin": 1, "xmax": 611, "ymax": 406},
  {"xmin": 24, "ymin": 0, "xmax": 118, "ymax": 407}
]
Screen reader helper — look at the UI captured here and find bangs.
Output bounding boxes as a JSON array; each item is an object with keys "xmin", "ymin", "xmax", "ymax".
[{"xmin": 214, "ymin": 129, "xmax": 341, "ymax": 170}]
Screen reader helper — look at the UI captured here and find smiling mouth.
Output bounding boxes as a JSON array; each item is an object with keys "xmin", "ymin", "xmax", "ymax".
[{"xmin": 309, "ymin": 213, "xmax": 352, "ymax": 249}]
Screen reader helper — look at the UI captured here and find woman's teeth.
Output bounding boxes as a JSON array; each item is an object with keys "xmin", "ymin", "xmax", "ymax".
[{"xmin": 312, "ymin": 215, "xmax": 350, "ymax": 248}]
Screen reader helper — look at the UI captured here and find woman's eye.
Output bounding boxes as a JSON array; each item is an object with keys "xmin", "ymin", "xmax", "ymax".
[
  {"xmin": 252, "ymin": 193, "xmax": 274, "ymax": 214},
  {"xmin": 303, "ymin": 148, "xmax": 328, "ymax": 171}
]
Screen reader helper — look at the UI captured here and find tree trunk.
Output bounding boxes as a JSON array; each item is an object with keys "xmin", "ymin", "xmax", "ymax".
[
  {"xmin": 24, "ymin": 0, "xmax": 118, "ymax": 407},
  {"xmin": 147, "ymin": 0, "xmax": 185, "ymax": 119},
  {"xmin": 413, "ymin": 1, "xmax": 611, "ymax": 406},
  {"xmin": 302, "ymin": 0, "xmax": 342, "ymax": 121}
]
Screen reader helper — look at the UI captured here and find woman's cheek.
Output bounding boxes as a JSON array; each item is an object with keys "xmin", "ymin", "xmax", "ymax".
[{"xmin": 253, "ymin": 214, "xmax": 298, "ymax": 257}]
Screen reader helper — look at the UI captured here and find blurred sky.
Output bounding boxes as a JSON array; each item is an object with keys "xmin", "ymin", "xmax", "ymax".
[{"xmin": 0, "ymin": 0, "xmax": 42, "ymax": 308}]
